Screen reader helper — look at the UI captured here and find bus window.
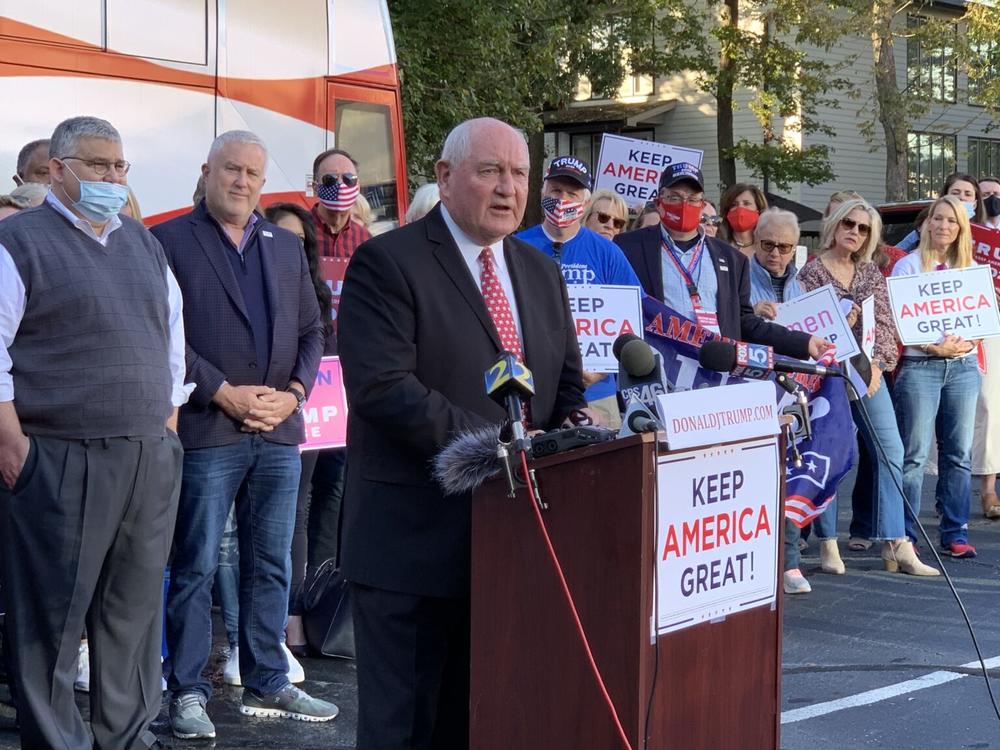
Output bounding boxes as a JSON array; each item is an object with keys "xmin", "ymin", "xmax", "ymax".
[{"xmin": 333, "ymin": 99, "xmax": 397, "ymax": 226}]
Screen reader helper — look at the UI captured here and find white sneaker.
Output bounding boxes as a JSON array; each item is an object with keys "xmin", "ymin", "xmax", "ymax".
[
  {"xmin": 283, "ymin": 642, "xmax": 305, "ymax": 684},
  {"xmin": 223, "ymin": 645, "xmax": 241, "ymax": 686},
  {"xmin": 74, "ymin": 642, "xmax": 90, "ymax": 692},
  {"xmin": 224, "ymin": 644, "xmax": 305, "ymax": 685},
  {"xmin": 783, "ymin": 569, "xmax": 812, "ymax": 594}
]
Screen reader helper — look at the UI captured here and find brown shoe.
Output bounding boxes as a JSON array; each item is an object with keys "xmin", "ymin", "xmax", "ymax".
[
  {"xmin": 882, "ymin": 540, "xmax": 940, "ymax": 576},
  {"xmin": 981, "ymin": 492, "xmax": 1000, "ymax": 520}
]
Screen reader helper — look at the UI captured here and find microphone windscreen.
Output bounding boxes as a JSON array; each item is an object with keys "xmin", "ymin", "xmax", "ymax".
[
  {"xmin": 432, "ymin": 422, "xmax": 503, "ymax": 495},
  {"xmin": 619, "ymin": 339, "xmax": 656, "ymax": 377},
  {"xmin": 612, "ymin": 332, "xmax": 641, "ymax": 360},
  {"xmin": 698, "ymin": 341, "xmax": 737, "ymax": 373}
]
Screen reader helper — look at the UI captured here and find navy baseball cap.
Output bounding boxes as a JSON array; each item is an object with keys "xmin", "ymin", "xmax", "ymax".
[
  {"xmin": 659, "ymin": 162, "xmax": 704, "ymax": 192},
  {"xmin": 544, "ymin": 155, "xmax": 593, "ymax": 190}
]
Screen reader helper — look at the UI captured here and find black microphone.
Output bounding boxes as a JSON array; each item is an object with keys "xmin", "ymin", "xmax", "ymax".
[
  {"xmin": 484, "ymin": 351, "xmax": 535, "ymax": 455},
  {"xmin": 613, "ymin": 333, "xmax": 669, "ymax": 413},
  {"xmin": 698, "ymin": 340, "xmax": 844, "ymax": 379},
  {"xmin": 619, "ymin": 400, "xmax": 662, "ymax": 437}
]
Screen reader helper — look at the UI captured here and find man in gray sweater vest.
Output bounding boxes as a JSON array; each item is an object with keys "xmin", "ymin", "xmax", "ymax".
[{"xmin": 0, "ymin": 116, "xmax": 189, "ymax": 750}]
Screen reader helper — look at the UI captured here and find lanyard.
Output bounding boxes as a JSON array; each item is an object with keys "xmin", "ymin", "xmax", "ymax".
[{"xmin": 662, "ymin": 233, "xmax": 707, "ymax": 308}]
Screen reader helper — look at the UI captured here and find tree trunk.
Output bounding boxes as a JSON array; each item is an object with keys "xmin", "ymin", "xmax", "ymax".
[
  {"xmin": 524, "ymin": 129, "xmax": 546, "ymax": 228},
  {"xmin": 872, "ymin": 1, "xmax": 907, "ymax": 202},
  {"xmin": 717, "ymin": 0, "xmax": 739, "ymax": 192}
]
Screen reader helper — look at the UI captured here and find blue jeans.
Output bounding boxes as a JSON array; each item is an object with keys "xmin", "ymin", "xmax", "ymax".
[
  {"xmin": 215, "ymin": 506, "xmax": 239, "ymax": 649},
  {"xmin": 894, "ymin": 355, "xmax": 980, "ymax": 547},
  {"xmin": 812, "ymin": 384, "xmax": 905, "ymax": 540},
  {"xmin": 165, "ymin": 435, "xmax": 300, "ymax": 699}
]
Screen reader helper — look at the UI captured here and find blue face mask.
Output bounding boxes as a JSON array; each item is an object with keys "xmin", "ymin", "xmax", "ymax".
[
  {"xmin": 63, "ymin": 163, "xmax": 129, "ymax": 222},
  {"xmin": 964, "ymin": 201, "xmax": 977, "ymax": 219}
]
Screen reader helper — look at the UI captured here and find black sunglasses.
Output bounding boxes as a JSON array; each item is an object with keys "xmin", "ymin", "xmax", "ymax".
[
  {"xmin": 595, "ymin": 211, "xmax": 626, "ymax": 230},
  {"xmin": 320, "ymin": 172, "xmax": 358, "ymax": 188},
  {"xmin": 701, "ymin": 214, "xmax": 723, "ymax": 227},
  {"xmin": 840, "ymin": 217, "xmax": 871, "ymax": 236}
]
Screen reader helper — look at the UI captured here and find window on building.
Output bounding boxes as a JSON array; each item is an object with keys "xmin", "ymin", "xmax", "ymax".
[
  {"xmin": 967, "ymin": 39, "xmax": 999, "ymax": 106},
  {"xmin": 907, "ymin": 131, "xmax": 956, "ymax": 200},
  {"xmin": 907, "ymin": 15, "xmax": 957, "ymax": 103},
  {"xmin": 968, "ymin": 137, "xmax": 1000, "ymax": 180}
]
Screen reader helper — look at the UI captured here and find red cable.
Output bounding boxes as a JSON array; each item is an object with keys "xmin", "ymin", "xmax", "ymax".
[{"xmin": 518, "ymin": 450, "xmax": 635, "ymax": 750}]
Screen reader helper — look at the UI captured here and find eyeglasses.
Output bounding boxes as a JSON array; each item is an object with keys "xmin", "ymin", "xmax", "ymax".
[
  {"xmin": 701, "ymin": 214, "xmax": 723, "ymax": 227},
  {"xmin": 840, "ymin": 217, "xmax": 871, "ymax": 236},
  {"xmin": 595, "ymin": 212, "xmax": 626, "ymax": 230},
  {"xmin": 320, "ymin": 172, "xmax": 358, "ymax": 188},
  {"xmin": 61, "ymin": 157, "xmax": 130, "ymax": 177},
  {"xmin": 759, "ymin": 239, "xmax": 796, "ymax": 255},
  {"xmin": 660, "ymin": 193, "xmax": 705, "ymax": 207}
]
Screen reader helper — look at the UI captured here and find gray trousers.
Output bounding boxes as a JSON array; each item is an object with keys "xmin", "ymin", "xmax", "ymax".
[{"xmin": 0, "ymin": 433, "xmax": 182, "ymax": 750}]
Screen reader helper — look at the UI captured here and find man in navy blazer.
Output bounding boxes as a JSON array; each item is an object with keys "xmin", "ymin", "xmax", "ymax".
[
  {"xmin": 338, "ymin": 117, "xmax": 587, "ymax": 749},
  {"xmin": 152, "ymin": 131, "xmax": 334, "ymax": 738},
  {"xmin": 615, "ymin": 163, "xmax": 831, "ymax": 360}
]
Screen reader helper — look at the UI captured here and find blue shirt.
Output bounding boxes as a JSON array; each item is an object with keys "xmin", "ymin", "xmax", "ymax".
[
  {"xmin": 515, "ymin": 224, "xmax": 643, "ymax": 399},
  {"xmin": 659, "ymin": 227, "xmax": 719, "ymax": 318}
]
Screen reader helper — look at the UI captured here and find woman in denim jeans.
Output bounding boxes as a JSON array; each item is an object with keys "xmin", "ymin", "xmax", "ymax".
[
  {"xmin": 798, "ymin": 198, "xmax": 939, "ymax": 576},
  {"xmin": 891, "ymin": 195, "xmax": 982, "ymax": 559}
]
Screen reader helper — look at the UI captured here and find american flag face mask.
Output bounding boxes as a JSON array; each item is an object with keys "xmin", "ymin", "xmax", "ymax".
[
  {"xmin": 317, "ymin": 174, "xmax": 360, "ymax": 211},
  {"xmin": 541, "ymin": 196, "xmax": 583, "ymax": 228}
]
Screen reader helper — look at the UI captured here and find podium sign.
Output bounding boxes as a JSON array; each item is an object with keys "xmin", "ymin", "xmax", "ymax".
[{"xmin": 655, "ymin": 436, "xmax": 781, "ymax": 635}]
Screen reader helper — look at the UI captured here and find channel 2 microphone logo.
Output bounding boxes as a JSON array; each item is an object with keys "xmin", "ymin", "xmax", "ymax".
[{"xmin": 733, "ymin": 342, "xmax": 774, "ymax": 380}]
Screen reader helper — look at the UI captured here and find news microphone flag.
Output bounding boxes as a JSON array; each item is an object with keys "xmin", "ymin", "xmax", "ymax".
[
  {"xmin": 732, "ymin": 341, "xmax": 774, "ymax": 379},
  {"xmin": 485, "ymin": 352, "xmax": 535, "ymax": 402},
  {"xmin": 639, "ymin": 295, "xmax": 855, "ymax": 527}
]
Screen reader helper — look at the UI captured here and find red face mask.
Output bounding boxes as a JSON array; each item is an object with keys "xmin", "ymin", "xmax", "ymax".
[
  {"xmin": 726, "ymin": 206, "xmax": 759, "ymax": 233},
  {"xmin": 659, "ymin": 199, "xmax": 703, "ymax": 233}
]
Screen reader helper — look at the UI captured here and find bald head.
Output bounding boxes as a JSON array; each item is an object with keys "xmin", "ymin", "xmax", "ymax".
[{"xmin": 435, "ymin": 118, "xmax": 529, "ymax": 246}]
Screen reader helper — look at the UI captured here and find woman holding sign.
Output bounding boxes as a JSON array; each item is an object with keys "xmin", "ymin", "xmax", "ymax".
[
  {"xmin": 891, "ymin": 195, "xmax": 982, "ymax": 559},
  {"xmin": 799, "ymin": 199, "xmax": 940, "ymax": 576}
]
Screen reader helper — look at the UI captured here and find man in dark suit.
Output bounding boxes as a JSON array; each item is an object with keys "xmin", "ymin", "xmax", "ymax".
[
  {"xmin": 152, "ymin": 130, "xmax": 334, "ymax": 739},
  {"xmin": 615, "ymin": 163, "xmax": 831, "ymax": 359},
  {"xmin": 338, "ymin": 117, "xmax": 588, "ymax": 749}
]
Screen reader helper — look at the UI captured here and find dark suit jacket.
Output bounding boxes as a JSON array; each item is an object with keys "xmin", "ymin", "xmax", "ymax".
[
  {"xmin": 338, "ymin": 205, "xmax": 586, "ymax": 598},
  {"xmin": 152, "ymin": 203, "xmax": 324, "ymax": 450},
  {"xmin": 614, "ymin": 226, "xmax": 811, "ymax": 359}
]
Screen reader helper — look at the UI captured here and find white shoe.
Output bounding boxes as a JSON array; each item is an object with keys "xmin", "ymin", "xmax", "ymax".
[
  {"xmin": 223, "ymin": 645, "xmax": 241, "ymax": 686},
  {"xmin": 223, "ymin": 644, "xmax": 305, "ymax": 685},
  {"xmin": 283, "ymin": 642, "xmax": 306, "ymax": 684},
  {"xmin": 783, "ymin": 569, "xmax": 812, "ymax": 594},
  {"xmin": 74, "ymin": 642, "xmax": 90, "ymax": 692}
]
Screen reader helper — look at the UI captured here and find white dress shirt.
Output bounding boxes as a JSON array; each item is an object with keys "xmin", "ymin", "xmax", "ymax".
[
  {"xmin": 0, "ymin": 191, "xmax": 193, "ymax": 406},
  {"xmin": 439, "ymin": 204, "xmax": 524, "ymax": 347}
]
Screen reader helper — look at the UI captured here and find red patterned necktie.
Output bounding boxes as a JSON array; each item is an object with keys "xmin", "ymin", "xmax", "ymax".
[
  {"xmin": 478, "ymin": 247, "xmax": 523, "ymax": 361},
  {"xmin": 479, "ymin": 247, "xmax": 530, "ymax": 424}
]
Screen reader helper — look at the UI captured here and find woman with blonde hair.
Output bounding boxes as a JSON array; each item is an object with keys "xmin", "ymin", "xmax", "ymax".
[
  {"xmin": 582, "ymin": 188, "xmax": 628, "ymax": 240},
  {"xmin": 891, "ymin": 195, "xmax": 981, "ymax": 558},
  {"xmin": 798, "ymin": 198, "xmax": 938, "ymax": 576}
]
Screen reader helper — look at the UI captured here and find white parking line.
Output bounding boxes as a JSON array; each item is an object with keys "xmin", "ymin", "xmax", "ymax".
[{"xmin": 781, "ymin": 655, "xmax": 1000, "ymax": 724}]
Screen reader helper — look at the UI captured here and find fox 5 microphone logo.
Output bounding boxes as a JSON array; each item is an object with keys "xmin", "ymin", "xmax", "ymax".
[{"xmin": 733, "ymin": 341, "xmax": 773, "ymax": 379}]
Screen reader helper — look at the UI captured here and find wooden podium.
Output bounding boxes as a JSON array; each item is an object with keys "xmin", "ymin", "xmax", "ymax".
[{"xmin": 470, "ymin": 433, "xmax": 783, "ymax": 749}]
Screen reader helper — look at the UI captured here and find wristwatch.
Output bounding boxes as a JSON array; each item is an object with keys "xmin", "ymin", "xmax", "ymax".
[{"xmin": 286, "ymin": 386, "xmax": 306, "ymax": 414}]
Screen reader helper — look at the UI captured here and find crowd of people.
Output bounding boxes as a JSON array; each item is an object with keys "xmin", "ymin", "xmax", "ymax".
[{"xmin": 0, "ymin": 112, "xmax": 997, "ymax": 750}]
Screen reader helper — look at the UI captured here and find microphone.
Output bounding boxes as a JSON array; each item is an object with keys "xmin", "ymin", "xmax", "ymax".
[
  {"xmin": 485, "ymin": 351, "xmax": 535, "ymax": 455},
  {"xmin": 613, "ymin": 333, "xmax": 669, "ymax": 413},
  {"xmin": 432, "ymin": 423, "xmax": 503, "ymax": 495},
  {"xmin": 618, "ymin": 400, "xmax": 662, "ymax": 437},
  {"xmin": 698, "ymin": 340, "xmax": 844, "ymax": 379}
]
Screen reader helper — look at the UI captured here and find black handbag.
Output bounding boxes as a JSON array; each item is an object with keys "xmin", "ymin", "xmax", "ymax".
[{"xmin": 301, "ymin": 558, "xmax": 355, "ymax": 659}]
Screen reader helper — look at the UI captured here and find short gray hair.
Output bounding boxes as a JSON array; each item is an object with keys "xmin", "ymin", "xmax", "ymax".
[
  {"xmin": 207, "ymin": 130, "xmax": 268, "ymax": 165},
  {"xmin": 440, "ymin": 118, "xmax": 525, "ymax": 166},
  {"xmin": 50, "ymin": 117, "xmax": 120, "ymax": 158},
  {"xmin": 16, "ymin": 139, "xmax": 49, "ymax": 176},
  {"xmin": 756, "ymin": 207, "xmax": 801, "ymax": 246}
]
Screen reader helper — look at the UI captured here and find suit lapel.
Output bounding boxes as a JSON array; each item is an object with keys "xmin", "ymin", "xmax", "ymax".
[
  {"xmin": 191, "ymin": 216, "xmax": 250, "ymax": 322},
  {"xmin": 643, "ymin": 227, "xmax": 665, "ymax": 301},
  {"xmin": 505, "ymin": 238, "xmax": 542, "ymax": 369},
  {"xmin": 257, "ymin": 226, "xmax": 281, "ymax": 364},
  {"xmin": 427, "ymin": 207, "xmax": 502, "ymax": 350}
]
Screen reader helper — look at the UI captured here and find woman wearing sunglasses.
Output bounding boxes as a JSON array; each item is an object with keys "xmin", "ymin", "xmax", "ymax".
[
  {"xmin": 891, "ymin": 195, "xmax": 982, "ymax": 559},
  {"xmin": 582, "ymin": 189, "xmax": 629, "ymax": 240},
  {"xmin": 798, "ymin": 198, "xmax": 939, "ymax": 577},
  {"xmin": 746, "ymin": 208, "xmax": 815, "ymax": 593}
]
